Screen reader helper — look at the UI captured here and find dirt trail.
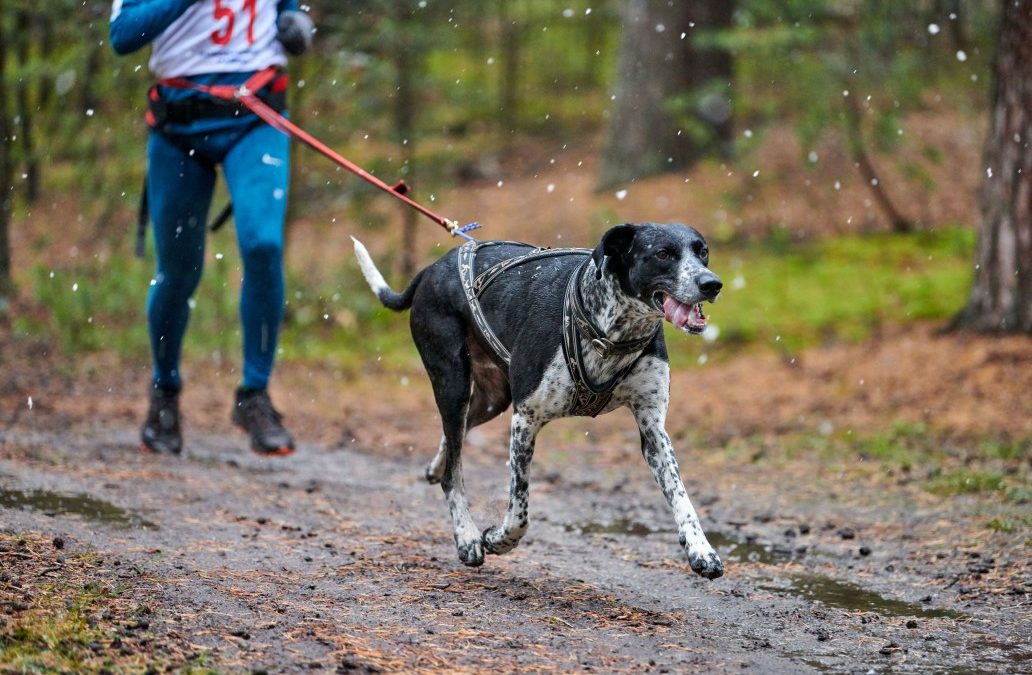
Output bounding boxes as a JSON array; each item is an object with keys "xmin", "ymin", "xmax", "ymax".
[{"xmin": 2, "ymin": 422, "xmax": 1029, "ymax": 673}]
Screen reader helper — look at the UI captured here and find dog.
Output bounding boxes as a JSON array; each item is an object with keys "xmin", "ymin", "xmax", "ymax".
[{"xmin": 352, "ymin": 223, "xmax": 725, "ymax": 579}]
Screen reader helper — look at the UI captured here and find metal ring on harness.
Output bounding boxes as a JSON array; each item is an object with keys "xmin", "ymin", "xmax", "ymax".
[{"xmin": 591, "ymin": 338, "xmax": 615, "ymax": 356}]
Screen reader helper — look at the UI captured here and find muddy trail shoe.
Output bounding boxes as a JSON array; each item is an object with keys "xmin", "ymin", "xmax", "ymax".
[
  {"xmin": 232, "ymin": 388, "xmax": 295, "ymax": 456},
  {"xmin": 141, "ymin": 387, "xmax": 182, "ymax": 455}
]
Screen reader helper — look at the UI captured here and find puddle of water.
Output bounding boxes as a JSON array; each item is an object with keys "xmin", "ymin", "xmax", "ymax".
[
  {"xmin": 564, "ymin": 518, "xmax": 657, "ymax": 536},
  {"xmin": 0, "ymin": 483, "xmax": 158, "ymax": 530},
  {"xmin": 563, "ymin": 522, "xmax": 797, "ymax": 565},
  {"xmin": 707, "ymin": 531, "xmax": 799, "ymax": 565},
  {"xmin": 757, "ymin": 574, "xmax": 966, "ymax": 619}
]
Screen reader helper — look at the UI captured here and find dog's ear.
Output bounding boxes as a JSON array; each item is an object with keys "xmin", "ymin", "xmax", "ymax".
[{"xmin": 592, "ymin": 224, "xmax": 637, "ymax": 278}]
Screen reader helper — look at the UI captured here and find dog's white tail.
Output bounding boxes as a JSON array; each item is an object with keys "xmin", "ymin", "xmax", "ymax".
[
  {"xmin": 351, "ymin": 236, "xmax": 388, "ymax": 296},
  {"xmin": 351, "ymin": 236, "xmax": 419, "ymax": 312}
]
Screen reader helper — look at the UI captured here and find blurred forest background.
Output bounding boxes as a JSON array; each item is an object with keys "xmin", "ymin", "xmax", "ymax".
[
  {"xmin": 2, "ymin": 4, "xmax": 1031, "ymax": 670},
  {"xmin": 0, "ymin": 0, "xmax": 1028, "ymax": 430}
]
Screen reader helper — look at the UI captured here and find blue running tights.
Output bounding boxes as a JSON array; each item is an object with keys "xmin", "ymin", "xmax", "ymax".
[{"xmin": 146, "ymin": 123, "xmax": 289, "ymax": 391}]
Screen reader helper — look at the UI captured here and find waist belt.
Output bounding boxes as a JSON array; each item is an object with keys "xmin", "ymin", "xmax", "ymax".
[
  {"xmin": 457, "ymin": 241, "xmax": 660, "ymax": 417},
  {"xmin": 146, "ymin": 70, "xmax": 288, "ymax": 129}
]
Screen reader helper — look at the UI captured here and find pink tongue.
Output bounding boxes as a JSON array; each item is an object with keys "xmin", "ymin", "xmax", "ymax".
[{"xmin": 662, "ymin": 296, "xmax": 692, "ymax": 328}]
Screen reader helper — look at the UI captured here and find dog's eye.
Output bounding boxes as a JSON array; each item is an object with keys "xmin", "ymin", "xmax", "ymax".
[
  {"xmin": 656, "ymin": 250, "xmax": 670, "ymax": 261},
  {"xmin": 700, "ymin": 247, "xmax": 709, "ymax": 260}
]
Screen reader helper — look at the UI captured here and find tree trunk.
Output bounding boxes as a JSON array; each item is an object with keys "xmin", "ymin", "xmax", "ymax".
[
  {"xmin": 0, "ymin": 2, "xmax": 14, "ymax": 301},
  {"xmin": 599, "ymin": 0, "xmax": 734, "ymax": 189},
  {"xmin": 956, "ymin": 0, "xmax": 1032, "ymax": 333},
  {"xmin": 394, "ymin": 7, "xmax": 418, "ymax": 279},
  {"xmin": 15, "ymin": 9, "xmax": 39, "ymax": 203},
  {"xmin": 497, "ymin": 0, "xmax": 521, "ymax": 142},
  {"xmin": 80, "ymin": 5, "xmax": 105, "ymax": 117},
  {"xmin": 845, "ymin": 94, "xmax": 914, "ymax": 233}
]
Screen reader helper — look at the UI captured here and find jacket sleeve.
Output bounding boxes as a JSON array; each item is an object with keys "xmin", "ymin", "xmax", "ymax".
[
  {"xmin": 277, "ymin": 0, "xmax": 299, "ymax": 14},
  {"xmin": 109, "ymin": 0, "xmax": 199, "ymax": 55}
]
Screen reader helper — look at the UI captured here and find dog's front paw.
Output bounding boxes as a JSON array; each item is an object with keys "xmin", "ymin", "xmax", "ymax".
[
  {"xmin": 688, "ymin": 550, "xmax": 724, "ymax": 580},
  {"xmin": 482, "ymin": 526, "xmax": 518, "ymax": 555},
  {"xmin": 456, "ymin": 538, "xmax": 485, "ymax": 567}
]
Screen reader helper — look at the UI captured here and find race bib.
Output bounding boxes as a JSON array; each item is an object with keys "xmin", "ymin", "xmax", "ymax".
[{"xmin": 149, "ymin": 0, "xmax": 286, "ymax": 78}]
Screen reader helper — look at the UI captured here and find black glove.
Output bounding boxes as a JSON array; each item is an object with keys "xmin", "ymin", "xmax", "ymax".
[{"xmin": 277, "ymin": 10, "xmax": 314, "ymax": 56}]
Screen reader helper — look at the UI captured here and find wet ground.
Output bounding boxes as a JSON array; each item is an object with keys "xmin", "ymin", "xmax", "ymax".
[{"xmin": 2, "ymin": 424, "xmax": 1029, "ymax": 673}]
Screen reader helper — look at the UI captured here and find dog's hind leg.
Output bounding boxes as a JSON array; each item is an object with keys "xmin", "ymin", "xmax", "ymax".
[
  {"xmin": 426, "ymin": 381, "xmax": 512, "ymax": 484},
  {"xmin": 423, "ymin": 383, "xmax": 511, "ymax": 483},
  {"xmin": 417, "ymin": 330, "xmax": 487, "ymax": 567},
  {"xmin": 427, "ymin": 342, "xmax": 511, "ymax": 484},
  {"xmin": 426, "ymin": 437, "xmax": 449, "ymax": 485},
  {"xmin": 482, "ymin": 410, "xmax": 543, "ymax": 555}
]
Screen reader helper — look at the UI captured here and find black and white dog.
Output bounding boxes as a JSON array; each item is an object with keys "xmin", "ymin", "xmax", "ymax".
[{"xmin": 353, "ymin": 223, "xmax": 725, "ymax": 579}]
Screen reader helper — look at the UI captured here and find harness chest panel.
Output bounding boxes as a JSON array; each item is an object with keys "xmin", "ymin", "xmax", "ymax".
[{"xmin": 457, "ymin": 241, "xmax": 660, "ymax": 418}]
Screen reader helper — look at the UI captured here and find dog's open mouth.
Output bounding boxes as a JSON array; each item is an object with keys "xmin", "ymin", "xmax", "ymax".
[{"xmin": 657, "ymin": 293, "xmax": 707, "ymax": 334}]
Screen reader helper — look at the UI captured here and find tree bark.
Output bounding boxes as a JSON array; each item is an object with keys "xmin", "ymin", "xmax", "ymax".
[
  {"xmin": 15, "ymin": 9, "xmax": 39, "ymax": 203},
  {"xmin": 394, "ymin": 3, "xmax": 418, "ymax": 279},
  {"xmin": 956, "ymin": 0, "xmax": 1032, "ymax": 333},
  {"xmin": 844, "ymin": 94, "xmax": 914, "ymax": 233},
  {"xmin": 0, "ymin": 1, "xmax": 14, "ymax": 300},
  {"xmin": 599, "ymin": 0, "xmax": 734, "ymax": 189},
  {"xmin": 497, "ymin": 0, "xmax": 521, "ymax": 142}
]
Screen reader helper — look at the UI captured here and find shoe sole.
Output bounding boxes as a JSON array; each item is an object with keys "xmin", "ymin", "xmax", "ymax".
[
  {"xmin": 251, "ymin": 445, "xmax": 295, "ymax": 457},
  {"xmin": 232, "ymin": 419, "xmax": 295, "ymax": 457},
  {"xmin": 139, "ymin": 442, "xmax": 182, "ymax": 456}
]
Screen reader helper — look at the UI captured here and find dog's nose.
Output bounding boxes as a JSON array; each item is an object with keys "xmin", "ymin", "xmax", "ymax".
[{"xmin": 697, "ymin": 273, "xmax": 722, "ymax": 300}]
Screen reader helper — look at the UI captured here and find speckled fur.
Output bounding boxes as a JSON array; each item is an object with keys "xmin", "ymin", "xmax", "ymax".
[{"xmin": 353, "ymin": 223, "xmax": 725, "ymax": 579}]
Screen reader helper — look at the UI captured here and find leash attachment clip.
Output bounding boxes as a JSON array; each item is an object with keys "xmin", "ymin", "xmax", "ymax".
[{"xmin": 451, "ymin": 221, "xmax": 482, "ymax": 242}]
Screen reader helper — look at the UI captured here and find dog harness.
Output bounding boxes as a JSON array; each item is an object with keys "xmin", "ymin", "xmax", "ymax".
[{"xmin": 458, "ymin": 241, "xmax": 660, "ymax": 417}]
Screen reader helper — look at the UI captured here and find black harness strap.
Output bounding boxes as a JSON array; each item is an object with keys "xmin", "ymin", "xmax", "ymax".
[
  {"xmin": 567, "ymin": 271, "xmax": 659, "ymax": 358},
  {"xmin": 458, "ymin": 240, "xmax": 519, "ymax": 365},
  {"xmin": 560, "ymin": 261, "xmax": 661, "ymax": 417},
  {"xmin": 135, "ymin": 174, "xmax": 149, "ymax": 258},
  {"xmin": 472, "ymin": 246, "xmax": 591, "ymax": 296},
  {"xmin": 458, "ymin": 242, "xmax": 661, "ymax": 418}
]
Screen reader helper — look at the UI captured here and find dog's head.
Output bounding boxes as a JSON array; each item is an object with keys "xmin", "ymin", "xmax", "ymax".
[{"xmin": 591, "ymin": 223, "xmax": 721, "ymax": 335}]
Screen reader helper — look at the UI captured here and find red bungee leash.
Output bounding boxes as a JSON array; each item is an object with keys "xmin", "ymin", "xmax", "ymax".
[{"xmin": 158, "ymin": 67, "xmax": 480, "ymax": 241}]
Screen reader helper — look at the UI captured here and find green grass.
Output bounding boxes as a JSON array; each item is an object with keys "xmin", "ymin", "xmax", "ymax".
[
  {"xmin": 724, "ymin": 422, "xmax": 1030, "ymax": 504},
  {"xmin": 24, "ymin": 235, "xmax": 421, "ymax": 375},
  {"xmin": 927, "ymin": 469, "xmax": 1006, "ymax": 496},
  {"xmin": 851, "ymin": 421, "xmax": 932, "ymax": 467},
  {"xmin": 664, "ymin": 226, "xmax": 975, "ymax": 366},
  {"xmin": 1, "ymin": 583, "xmax": 113, "ymax": 671},
  {"xmin": 987, "ymin": 515, "xmax": 1032, "ymax": 533},
  {"xmin": 22, "ymin": 226, "xmax": 975, "ymax": 375}
]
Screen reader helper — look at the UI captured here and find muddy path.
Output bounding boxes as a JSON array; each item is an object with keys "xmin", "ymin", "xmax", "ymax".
[{"xmin": 2, "ymin": 424, "xmax": 1029, "ymax": 674}]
